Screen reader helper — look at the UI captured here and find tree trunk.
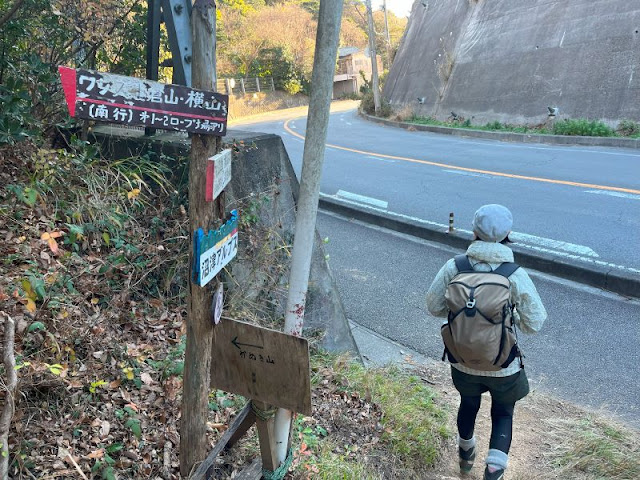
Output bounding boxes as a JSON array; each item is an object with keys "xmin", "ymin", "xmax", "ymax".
[
  {"xmin": 180, "ymin": 1, "xmax": 220, "ymax": 476},
  {"xmin": 0, "ymin": 313, "xmax": 17, "ymax": 480}
]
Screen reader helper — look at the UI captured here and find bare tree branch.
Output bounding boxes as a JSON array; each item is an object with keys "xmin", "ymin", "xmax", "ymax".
[
  {"xmin": 0, "ymin": 0, "xmax": 26, "ymax": 30},
  {"xmin": 0, "ymin": 312, "xmax": 17, "ymax": 480}
]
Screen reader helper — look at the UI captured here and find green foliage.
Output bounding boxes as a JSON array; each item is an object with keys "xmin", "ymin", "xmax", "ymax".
[
  {"xmin": 484, "ymin": 120, "xmax": 504, "ymax": 130},
  {"xmin": 292, "ymin": 351, "xmax": 450, "ymax": 477},
  {"xmin": 0, "ymin": 79, "xmax": 35, "ymax": 144},
  {"xmin": 146, "ymin": 336, "xmax": 186, "ymax": 379},
  {"xmin": 7, "ymin": 184, "xmax": 38, "ymax": 207},
  {"xmin": 250, "ymin": 46, "xmax": 305, "ymax": 95},
  {"xmin": 27, "ymin": 321, "xmax": 46, "ymax": 333},
  {"xmin": 0, "ymin": 0, "xmax": 153, "ymax": 144},
  {"xmin": 553, "ymin": 118, "xmax": 615, "ymax": 137}
]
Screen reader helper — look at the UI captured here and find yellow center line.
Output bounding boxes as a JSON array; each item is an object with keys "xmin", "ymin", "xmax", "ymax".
[{"xmin": 283, "ymin": 119, "xmax": 640, "ymax": 195}]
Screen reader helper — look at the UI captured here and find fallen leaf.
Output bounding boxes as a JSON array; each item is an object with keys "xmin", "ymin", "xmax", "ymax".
[
  {"xmin": 100, "ymin": 421, "xmax": 111, "ymax": 438},
  {"xmin": 127, "ymin": 188, "xmax": 141, "ymax": 200},
  {"xmin": 41, "ymin": 231, "xmax": 64, "ymax": 254},
  {"xmin": 26, "ymin": 298, "xmax": 36, "ymax": 313},
  {"xmin": 140, "ymin": 372, "xmax": 153, "ymax": 385},
  {"xmin": 164, "ymin": 376, "xmax": 182, "ymax": 402},
  {"xmin": 87, "ymin": 448, "xmax": 105, "ymax": 459}
]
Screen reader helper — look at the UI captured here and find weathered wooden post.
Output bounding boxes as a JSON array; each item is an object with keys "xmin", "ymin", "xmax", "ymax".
[{"xmin": 180, "ymin": 0, "xmax": 221, "ymax": 476}]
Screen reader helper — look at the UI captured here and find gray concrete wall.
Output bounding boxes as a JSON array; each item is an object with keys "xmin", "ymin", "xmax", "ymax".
[
  {"xmin": 385, "ymin": 0, "xmax": 640, "ymax": 125},
  {"xmin": 90, "ymin": 126, "xmax": 358, "ymax": 355}
]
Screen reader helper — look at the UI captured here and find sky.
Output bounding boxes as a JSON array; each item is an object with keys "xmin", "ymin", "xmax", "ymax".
[{"xmin": 372, "ymin": 0, "xmax": 414, "ymax": 18}]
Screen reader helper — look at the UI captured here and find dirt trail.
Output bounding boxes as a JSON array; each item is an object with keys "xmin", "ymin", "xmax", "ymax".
[{"xmin": 414, "ymin": 361, "xmax": 613, "ymax": 480}]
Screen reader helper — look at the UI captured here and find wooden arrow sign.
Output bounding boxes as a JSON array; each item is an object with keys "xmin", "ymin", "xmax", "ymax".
[
  {"xmin": 211, "ymin": 318, "xmax": 312, "ymax": 415},
  {"xmin": 58, "ymin": 66, "xmax": 228, "ymax": 136}
]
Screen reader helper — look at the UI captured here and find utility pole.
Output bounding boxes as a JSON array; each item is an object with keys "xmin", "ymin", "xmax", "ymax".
[
  {"xmin": 180, "ymin": 0, "xmax": 221, "ymax": 476},
  {"xmin": 365, "ymin": 0, "xmax": 381, "ymax": 114},
  {"xmin": 382, "ymin": 0, "xmax": 392, "ymax": 67},
  {"xmin": 272, "ymin": 0, "xmax": 344, "ymax": 466}
]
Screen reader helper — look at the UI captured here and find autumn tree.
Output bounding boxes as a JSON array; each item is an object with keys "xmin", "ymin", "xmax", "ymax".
[
  {"xmin": 218, "ymin": 2, "xmax": 316, "ymax": 93},
  {"xmin": 342, "ymin": 1, "xmax": 407, "ymax": 70}
]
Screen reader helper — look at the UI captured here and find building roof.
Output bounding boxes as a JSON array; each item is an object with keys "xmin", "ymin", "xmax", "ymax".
[{"xmin": 338, "ymin": 46, "xmax": 360, "ymax": 58}]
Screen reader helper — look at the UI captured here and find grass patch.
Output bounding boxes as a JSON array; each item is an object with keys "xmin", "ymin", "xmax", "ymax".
[
  {"xmin": 406, "ymin": 115, "xmax": 640, "ymax": 139},
  {"xmin": 553, "ymin": 118, "xmax": 614, "ymax": 137},
  {"xmin": 409, "ymin": 115, "xmax": 551, "ymax": 134},
  {"xmin": 290, "ymin": 351, "xmax": 451, "ymax": 478},
  {"xmin": 554, "ymin": 417, "xmax": 640, "ymax": 479}
]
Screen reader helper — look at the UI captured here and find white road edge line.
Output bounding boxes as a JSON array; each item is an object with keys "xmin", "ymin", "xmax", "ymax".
[
  {"xmin": 443, "ymin": 169, "xmax": 492, "ymax": 178},
  {"xmin": 367, "ymin": 156, "xmax": 396, "ymax": 163},
  {"xmin": 319, "ymin": 193, "xmax": 640, "ymax": 275},
  {"xmin": 584, "ymin": 190, "xmax": 640, "ymax": 200},
  {"xmin": 335, "ymin": 190, "xmax": 388, "ymax": 210}
]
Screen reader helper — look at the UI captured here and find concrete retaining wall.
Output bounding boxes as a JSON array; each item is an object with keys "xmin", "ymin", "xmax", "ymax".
[
  {"xmin": 386, "ymin": 0, "xmax": 640, "ymax": 126},
  {"xmin": 90, "ymin": 126, "xmax": 358, "ymax": 355}
]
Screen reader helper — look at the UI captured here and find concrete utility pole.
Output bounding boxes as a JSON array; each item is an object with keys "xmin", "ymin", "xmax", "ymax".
[
  {"xmin": 382, "ymin": 0, "xmax": 392, "ymax": 67},
  {"xmin": 180, "ymin": 0, "xmax": 221, "ymax": 476},
  {"xmin": 273, "ymin": 0, "xmax": 344, "ymax": 466},
  {"xmin": 365, "ymin": 0, "xmax": 381, "ymax": 114}
]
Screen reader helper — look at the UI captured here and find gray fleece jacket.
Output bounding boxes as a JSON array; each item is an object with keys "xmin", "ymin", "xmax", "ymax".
[{"xmin": 426, "ymin": 241, "xmax": 547, "ymax": 377}]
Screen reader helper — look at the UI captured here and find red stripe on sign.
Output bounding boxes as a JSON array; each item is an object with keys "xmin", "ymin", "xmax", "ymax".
[
  {"xmin": 58, "ymin": 66, "xmax": 77, "ymax": 117},
  {"xmin": 79, "ymin": 97, "xmax": 227, "ymax": 122},
  {"xmin": 205, "ymin": 161, "xmax": 214, "ymax": 202}
]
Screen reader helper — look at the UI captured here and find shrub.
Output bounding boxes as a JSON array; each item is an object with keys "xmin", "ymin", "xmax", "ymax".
[
  {"xmin": 553, "ymin": 119, "xmax": 614, "ymax": 137},
  {"xmin": 360, "ymin": 91, "xmax": 393, "ymax": 118},
  {"xmin": 484, "ymin": 120, "xmax": 504, "ymax": 131},
  {"xmin": 617, "ymin": 119, "xmax": 640, "ymax": 137}
]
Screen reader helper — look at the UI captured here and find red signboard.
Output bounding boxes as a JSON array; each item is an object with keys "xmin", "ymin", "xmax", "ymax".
[{"xmin": 59, "ymin": 67, "xmax": 228, "ymax": 136}]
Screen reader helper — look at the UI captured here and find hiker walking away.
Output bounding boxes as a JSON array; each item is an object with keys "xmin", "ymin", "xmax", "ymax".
[{"xmin": 426, "ymin": 204, "xmax": 547, "ymax": 480}]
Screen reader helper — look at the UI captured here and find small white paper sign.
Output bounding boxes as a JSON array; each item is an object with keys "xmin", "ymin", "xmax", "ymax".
[
  {"xmin": 206, "ymin": 149, "xmax": 232, "ymax": 202},
  {"xmin": 212, "ymin": 282, "xmax": 224, "ymax": 325}
]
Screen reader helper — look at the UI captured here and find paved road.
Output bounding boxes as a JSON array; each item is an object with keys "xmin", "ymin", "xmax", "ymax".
[
  {"xmin": 232, "ymin": 104, "xmax": 640, "ymax": 275},
  {"xmin": 316, "ymin": 210, "xmax": 640, "ymax": 428}
]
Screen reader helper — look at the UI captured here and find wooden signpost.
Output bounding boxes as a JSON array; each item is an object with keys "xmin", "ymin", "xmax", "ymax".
[
  {"xmin": 210, "ymin": 319, "xmax": 311, "ymax": 415},
  {"xmin": 58, "ymin": 67, "xmax": 229, "ymax": 135},
  {"xmin": 191, "ymin": 318, "xmax": 311, "ymax": 479}
]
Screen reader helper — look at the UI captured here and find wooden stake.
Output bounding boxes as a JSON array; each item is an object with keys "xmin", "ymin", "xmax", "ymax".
[
  {"xmin": 190, "ymin": 402, "xmax": 255, "ymax": 479},
  {"xmin": 252, "ymin": 401, "xmax": 279, "ymax": 472}
]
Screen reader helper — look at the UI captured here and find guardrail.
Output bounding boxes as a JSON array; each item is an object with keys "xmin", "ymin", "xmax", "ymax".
[{"xmin": 216, "ymin": 77, "xmax": 275, "ymax": 95}]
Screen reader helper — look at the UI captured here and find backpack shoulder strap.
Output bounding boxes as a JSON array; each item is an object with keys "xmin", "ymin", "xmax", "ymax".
[
  {"xmin": 454, "ymin": 255, "xmax": 474, "ymax": 273},
  {"xmin": 493, "ymin": 262, "xmax": 520, "ymax": 278}
]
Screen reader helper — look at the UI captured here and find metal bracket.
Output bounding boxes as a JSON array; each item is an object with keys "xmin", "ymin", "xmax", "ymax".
[{"xmin": 161, "ymin": 0, "xmax": 193, "ymax": 86}]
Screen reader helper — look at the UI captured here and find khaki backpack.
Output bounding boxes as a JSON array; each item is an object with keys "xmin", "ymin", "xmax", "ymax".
[{"xmin": 441, "ymin": 255, "xmax": 522, "ymax": 371}]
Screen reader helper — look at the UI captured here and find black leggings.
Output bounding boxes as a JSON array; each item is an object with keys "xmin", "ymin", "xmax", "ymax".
[{"xmin": 457, "ymin": 395, "xmax": 515, "ymax": 453}]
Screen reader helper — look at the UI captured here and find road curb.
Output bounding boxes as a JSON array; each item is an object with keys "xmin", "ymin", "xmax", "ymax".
[
  {"xmin": 319, "ymin": 196, "xmax": 639, "ymax": 299},
  {"xmin": 359, "ymin": 111, "xmax": 640, "ymax": 150}
]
